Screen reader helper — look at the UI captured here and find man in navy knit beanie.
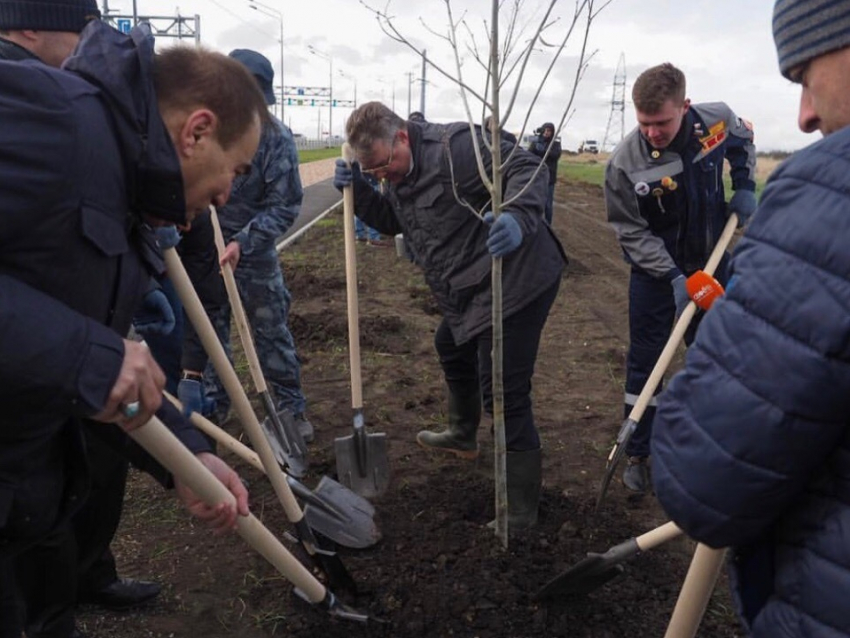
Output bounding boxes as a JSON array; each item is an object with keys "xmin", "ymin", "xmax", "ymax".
[{"xmin": 651, "ymin": 1, "xmax": 850, "ymax": 637}]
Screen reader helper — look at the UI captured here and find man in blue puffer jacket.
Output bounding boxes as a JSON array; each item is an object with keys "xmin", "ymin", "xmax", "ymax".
[{"xmin": 652, "ymin": 1, "xmax": 850, "ymax": 636}]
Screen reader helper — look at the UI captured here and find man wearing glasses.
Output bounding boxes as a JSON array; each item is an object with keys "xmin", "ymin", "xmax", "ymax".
[{"xmin": 333, "ymin": 102, "xmax": 566, "ymax": 533}]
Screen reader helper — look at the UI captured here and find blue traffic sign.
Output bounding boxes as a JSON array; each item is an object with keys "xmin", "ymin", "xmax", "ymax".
[{"xmin": 116, "ymin": 18, "xmax": 131, "ymax": 33}]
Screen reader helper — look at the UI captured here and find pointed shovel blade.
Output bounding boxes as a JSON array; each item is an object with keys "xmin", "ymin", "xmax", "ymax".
[
  {"xmin": 261, "ymin": 411, "xmax": 309, "ymax": 478},
  {"xmin": 595, "ymin": 418, "xmax": 638, "ymax": 510}
]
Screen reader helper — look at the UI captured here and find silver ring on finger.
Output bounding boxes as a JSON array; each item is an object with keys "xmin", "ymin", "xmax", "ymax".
[{"xmin": 121, "ymin": 401, "xmax": 141, "ymax": 418}]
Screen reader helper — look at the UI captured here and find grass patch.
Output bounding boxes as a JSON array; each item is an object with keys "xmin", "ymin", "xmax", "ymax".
[
  {"xmin": 298, "ymin": 146, "xmax": 342, "ymax": 164},
  {"xmin": 557, "ymin": 160, "xmax": 606, "ymax": 186},
  {"xmin": 557, "ymin": 157, "xmax": 769, "ymax": 199}
]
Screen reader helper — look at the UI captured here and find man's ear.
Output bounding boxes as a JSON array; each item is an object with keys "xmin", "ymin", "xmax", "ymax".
[
  {"xmin": 397, "ymin": 127, "xmax": 410, "ymax": 147},
  {"xmin": 175, "ymin": 109, "xmax": 218, "ymax": 158},
  {"xmin": 682, "ymin": 98, "xmax": 691, "ymax": 113}
]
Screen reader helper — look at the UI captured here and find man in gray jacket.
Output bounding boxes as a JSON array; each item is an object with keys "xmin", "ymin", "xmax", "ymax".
[
  {"xmin": 334, "ymin": 102, "xmax": 566, "ymax": 531},
  {"xmin": 604, "ymin": 63, "xmax": 758, "ymax": 493}
]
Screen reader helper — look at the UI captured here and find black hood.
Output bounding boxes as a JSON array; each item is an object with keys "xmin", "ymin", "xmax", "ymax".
[{"xmin": 64, "ymin": 21, "xmax": 186, "ymax": 225}]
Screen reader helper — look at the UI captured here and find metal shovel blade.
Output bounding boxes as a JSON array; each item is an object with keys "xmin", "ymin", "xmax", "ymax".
[
  {"xmin": 261, "ymin": 410, "xmax": 309, "ymax": 478},
  {"xmin": 287, "ymin": 475, "xmax": 381, "ymax": 549},
  {"xmin": 595, "ymin": 417, "xmax": 638, "ymax": 511},
  {"xmin": 535, "ymin": 553, "xmax": 626, "ymax": 601},
  {"xmin": 334, "ymin": 412, "xmax": 389, "ymax": 499},
  {"xmin": 536, "ymin": 521, "xmax": 683, "ymax": 601}
]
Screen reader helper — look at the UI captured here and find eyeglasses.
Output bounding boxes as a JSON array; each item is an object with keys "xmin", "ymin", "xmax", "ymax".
[{"xmin": 361, "ymin": 135, "xmax": 397, "ymax": 175}]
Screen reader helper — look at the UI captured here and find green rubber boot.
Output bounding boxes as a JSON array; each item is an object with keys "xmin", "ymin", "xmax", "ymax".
[
  {"xmin": 505, "ymin": 448, "xmax": 543, "ymax": 530},
  {"xmin": 416, "ymin": 384, "xmax": 481, "ymax": 459}
]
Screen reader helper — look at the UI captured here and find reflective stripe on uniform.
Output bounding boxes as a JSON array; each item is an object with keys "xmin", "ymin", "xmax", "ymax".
[{"xmin": 624, "ymin": 392, "xmax": 658, "ymax": 407}]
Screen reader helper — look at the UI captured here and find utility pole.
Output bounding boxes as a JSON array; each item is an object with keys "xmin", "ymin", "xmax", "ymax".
[
  {"xmin": 308, "ymin": 45, "xmax": 333, "ymax": 139},
  {"xmin": 419, "ymin": 50, "xmax": 427, "ymax": 116},
  {"xmin": 407, "ymin": 71, "xmax": 413, "ymax": 116},
  {"xmin": 603, "ymin": 52, "xmax": 627, "ymax": 152},
  {"xmin": 248, "ymin": 1, "xmax": 285, "ymax": 120}
]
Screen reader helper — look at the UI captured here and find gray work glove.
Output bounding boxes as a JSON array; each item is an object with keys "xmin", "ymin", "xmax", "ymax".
[{"xmin": 671, "ymin": 274, "xmax": 689, "ymax": 319}]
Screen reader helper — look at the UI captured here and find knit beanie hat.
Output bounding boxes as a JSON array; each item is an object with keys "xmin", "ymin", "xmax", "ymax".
[
  {"xmin": 0, "ymin": 0, "xmax": 101, "ymax": 33},
  {"xmin": 773, "ymin": 0, "xmax": 850, "ymax": 79}
]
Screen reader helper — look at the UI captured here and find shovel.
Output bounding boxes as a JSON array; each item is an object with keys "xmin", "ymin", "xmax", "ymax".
[
  {"xmin": 171, "ymin": 393, "xmax": 381, "ymax": 550},
  {"xmin": 333, "ymin": 143, "xmax": 389, "ymax": 498},
  {"xmin": 596, "ymin": 213, "xmax": 739, "ymax": 510},
  {"xmin": 209, "ymin": 206, "xmax": 309, "ymax": 478},
  {"xmin": 535, "ymin": 521, "xmax": 683, "ymax": 600},
  {"xmin": 164, "ymin": 244, "xmax": 359, "ymax": 595},
  {"xmin": 664, "ymin": 543, "xmax": 727, "ymax": 638},
  {"xmin": 128, "ymin": 416, "xmax": 370, "ymax": 622}
]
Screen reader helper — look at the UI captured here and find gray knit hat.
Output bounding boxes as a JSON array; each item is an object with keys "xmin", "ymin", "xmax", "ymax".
[{"xmin": 773, "ymin": 0, "xmax": 850, "ymax": 79}]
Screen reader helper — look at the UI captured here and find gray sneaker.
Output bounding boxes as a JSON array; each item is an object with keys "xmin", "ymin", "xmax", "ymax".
[
  {"xmin": 622, "ymin": 456, "xmax": 650, "ymax": 493},
  {"xmin": 293, "ymin": 414, "xmax": 314, "ymax": 443}
]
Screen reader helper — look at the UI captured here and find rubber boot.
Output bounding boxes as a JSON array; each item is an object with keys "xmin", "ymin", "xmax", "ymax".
[
  {"xmin": 416, "ymin": 385, "xmax": 481, "ymax": 459},
  {"xmin": 487, "ymin": 448, "xmax": 543, "ymax": 534},
  {"xmin": 505, "ymin": 448, "xmax": 542, "ymax": 530}
]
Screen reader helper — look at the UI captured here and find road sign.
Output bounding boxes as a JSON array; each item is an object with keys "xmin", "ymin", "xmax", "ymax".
[{"xmin": 116, "ymin": 18, "xmax": 132, "ymax": 33}]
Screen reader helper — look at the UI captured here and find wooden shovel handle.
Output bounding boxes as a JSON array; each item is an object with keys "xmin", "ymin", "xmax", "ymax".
[
  {"xmin": 628, "ymin": 213, "xmax": 738, "ymax": 422},
  {"xmin": 163, "ymin": 247, "xmax": 304, "ymax": 523},
  {"xmin": 635, "ymin": 521, "xmax": 684, "ymax": 552},
  {"xmin": 209, "ymin": 206, "xmax": 269, "ymax": 395},
  {"xmin": 164, "ymin": 391, "xmax": 263, "ymax": 473},
  {"xmin": 127, "ymin": 416, "xmax": 325, "ymax": 603},
  {"xmin": 341, "ymin": 143, "xmax": 363, "ymax": 410},
  {"xmin": 664, "ymin": 544, "xmax": 727, "ymax": 638}
]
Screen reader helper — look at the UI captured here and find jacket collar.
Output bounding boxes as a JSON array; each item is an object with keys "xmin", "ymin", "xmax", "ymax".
[
  {"xmin": 0, "ymin": 37, "xmax": 39, "ymax": 62},
  {"xmin": 63, "ymin": 21, "xmax": 186, "ymax": 225}
]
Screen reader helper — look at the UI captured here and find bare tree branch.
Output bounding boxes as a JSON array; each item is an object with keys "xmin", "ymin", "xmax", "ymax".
[{"xmin": 361, "ymin": 0, "xmax": 490, "ymax": 106}]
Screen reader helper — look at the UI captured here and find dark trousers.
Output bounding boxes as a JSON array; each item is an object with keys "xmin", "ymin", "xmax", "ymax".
[
  {"xmin": 0, "ymin": 527, "xmax": 76, "ymax": 638},
  {"xmin": 544, "ymin": 182, "xmax": 555, "ymax": 225},
  {"xmin": 0, "ymin": 432, "xmax": 126, "ymax": 638},
  {"xmin": 75, "ymin": 432, "xmax": 128, "ymax": 594},
  {"xmin": 624, "ymin": 259, "xmax": 728, "ymax": 457},
  {"xmin": 434, "ymin": 279, "xmax": 560, "ymax": 451},
  {"xmin": 623, "ymin": 270, "xmax": 676, "ymax": 458}
]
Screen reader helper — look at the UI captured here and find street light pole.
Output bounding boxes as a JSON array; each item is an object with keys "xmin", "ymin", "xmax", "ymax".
[
  {"xmin": 339, "ymin": 69, "xmax": 357, "ymax": 107},
  {"xmin": 308, "ymin": 45, "xmax": 333, "ymax": 142},
  {"xmin": 248, "ymin": 1, "xmax": 285, "ymax": 119}
]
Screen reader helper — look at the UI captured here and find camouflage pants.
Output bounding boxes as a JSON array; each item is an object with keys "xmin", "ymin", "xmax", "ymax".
[{"xmin": 204, "ymin": 253, "xmax": 306, "ymax": 416}]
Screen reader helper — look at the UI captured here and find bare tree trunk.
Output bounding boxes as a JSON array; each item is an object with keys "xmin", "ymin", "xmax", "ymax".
[{"xmin": 489, "ymin": 0, "xmax": 508, "ymax": 549}]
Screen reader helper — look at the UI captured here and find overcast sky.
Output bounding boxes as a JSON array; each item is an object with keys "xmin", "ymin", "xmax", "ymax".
[{"xmin": 103, "ymin": 0, "xmax": 812, "ymax": 152}]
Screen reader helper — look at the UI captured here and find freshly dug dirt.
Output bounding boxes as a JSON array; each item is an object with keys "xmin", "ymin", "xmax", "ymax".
[{"xmin": 77, "ymin": 178, "xmax": 744, "ymax": 637}]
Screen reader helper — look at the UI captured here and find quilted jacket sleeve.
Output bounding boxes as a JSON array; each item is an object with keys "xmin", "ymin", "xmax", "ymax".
[{"xmin": 651, "ymin": 129, "xmax": 850, "ymax": 548}]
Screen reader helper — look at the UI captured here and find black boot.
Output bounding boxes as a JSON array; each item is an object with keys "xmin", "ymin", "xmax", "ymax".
[
  {"xmin": 506, "ymin": 448, "xmax": 542, "ymax": 530},
  {"xmin": 416, "ymin": 384, "xmax": 481, "ymax": 459}
]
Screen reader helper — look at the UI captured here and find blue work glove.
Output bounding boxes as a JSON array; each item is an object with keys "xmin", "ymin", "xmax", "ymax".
[
  {"xmin": 483, "ymin": 211, "xmax": 523, "ymax": 258},
  {"xmin": 728, "ymin": 189, "xmax": 757, "ymax": 227},
  {"xmin": 132, "ymin": 288, "xmax": 176, "ymax": 336},
  {"xmin": 671, "ymin": 274, "xmax": 689, "ymax": 318},
  {"xmin": 155, "ymin": 225, "xmax": 181, "ymax": 250},
  {"xmin": 177, "ymin": 378, "xmax": 216, "ymax": 418},
  {"xmin": 333, "ymin": 158, "xmax": 364, "ymax": 192}
]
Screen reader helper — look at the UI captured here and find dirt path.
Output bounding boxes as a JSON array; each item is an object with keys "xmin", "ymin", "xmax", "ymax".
[{"xmin": 77, "ymin": 176, "xmax": 743, "ymax": 637}]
